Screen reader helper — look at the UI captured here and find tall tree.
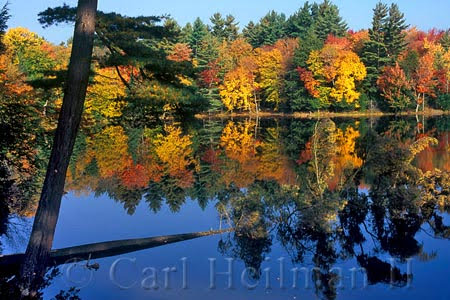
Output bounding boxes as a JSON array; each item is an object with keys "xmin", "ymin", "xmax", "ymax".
[
  {"xmin": 314, "ymin": 0, "xmax": 348, "ymax": 41},
  {"xmin": 259, "ymin": 11, "xmax": 287, "ymax": 46},
  {"xmin": 244, "ymin": 11, "xmax": 287, "ymax": 47},
  {"xmin": 299, "ymin": 44, "xmax": 367, "ymax": 108},
  {"xmin": 295, "ymin": 28, "xmax": 323, "ymax": 68},
  {"xmin": 377, "ymin": 63, "xmax": 412, "ymax": 111},
  {"xmin": 0, "ymin": 2, "xmax": 9, "ymax": 54},
  {"xmin": 210, "ymin": 12, "xmax": 225, "ymax": 39},
  {"xmin": 19, "ymin": 0, "xmax": 98, "ymax": 293},
  {"xmin": 285, "ymin": 2, "xmax": 314, "ymax": 38},
  {"xmin": 384, "ymin": 3, "xmax": 408, "ymax": 63},
  {"xmin": 243, "ymin": 21, "xmax": 261, "ymax": 48},
  {"xmin": 180, "ymin": 22, "xmax": 193, "ymax": 44},
  {"xmin": 361, "ymin": 2, "xmax": 389, "ymax": 99},
  {"xmin": 189, "ymin": 17, "xmax": 208, "ymax": 57},
  {"xmin": 223, "ymin": 14, "xmax": 239, "ymax": 41},
  {"xmin": 412, "ymin": 53, "xmax": 437, "ymax": 112},
  {"xmin": 210, "ymin": 13, "xmax": 239, "ymax": 41}
]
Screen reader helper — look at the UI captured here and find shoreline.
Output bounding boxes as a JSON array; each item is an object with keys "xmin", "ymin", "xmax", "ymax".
[{"xmin": 195, "ymin": 109, "xmax": 450, "ymax": 120}]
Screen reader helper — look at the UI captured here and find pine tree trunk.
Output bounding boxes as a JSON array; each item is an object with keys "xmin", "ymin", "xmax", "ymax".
[{"xmin": 19, "ymin": 0, "xmax": 98, "ymax": 294}]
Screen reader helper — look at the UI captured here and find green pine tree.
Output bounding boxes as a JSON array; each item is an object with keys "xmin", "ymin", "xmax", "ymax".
[
  {"xmin": 314, "ymin": 0, "xmax": 348, "ymax": 41},
  {"xmin": 286, "ymin": 2, "xmax": 314, "ymax": 38},
  {"xmin": 210, "ymin": 13, "xmax": 226, "ymax": 39},
  {"xmin": 180, "ymin": 22, "xmax": 193, "ymax": 44},
  {"xmin": 384, "ymin": 3, "xmax": 408, "ymax": 63},
  {"xmin": 0, "ymin": 3, "xmax": 9, "ymax": 54},
  {"xmin": 259, "ymin": 11, "xmax": 287, "ymax": 45},
  {"xmin": 295, "ymin": 28, "xmax": 323, "ymax": 68},
  {"xmin": 243, "ymin": 21, "xmax": 262, "ymax": 48},
  {"xmin": 361, "ymin": 2, "xmax": 390, "ymax": 96},
  {"xmin": 196, "ymin": 33, "xmax": 220, "ymax": 70},
  {"xmin": 189, "ymin": 18, "xmax": 208, "ymax": 57},
  {"xmin": 223, "ymin": 15, "xmax": 239, "ymax": 41},
  {"xmin": 284, "ymin": 28, "xmax": 323, "ymax": 111},
  {"xmin": 441, "ymin": 30, "xmax": 450, "ymax": 51}
]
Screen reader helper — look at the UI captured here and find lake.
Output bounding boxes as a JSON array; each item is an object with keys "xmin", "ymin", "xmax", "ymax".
[{"xmin": 1, "ymin": 115, "xmax": 449, "ymax": 299}]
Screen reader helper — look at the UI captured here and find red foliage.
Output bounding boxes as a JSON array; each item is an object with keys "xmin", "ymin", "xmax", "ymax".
[
  {"xmin": 121, "ymin": 163, "xmax": 150, "ymax": 189},
  {"xmin": 199, "ymin": 61, "xmax": 220, "ymax": 87},
  {"xmin": 167, "ymin": 43, "xmax": 192, "ymax": 62},
  {"xmin": 297, "ymin": 67, "xmax": 320, "ymax": 98},
  {"xmin": 325, "ymin": 34, "xmax": 351, "ymax": 50}
]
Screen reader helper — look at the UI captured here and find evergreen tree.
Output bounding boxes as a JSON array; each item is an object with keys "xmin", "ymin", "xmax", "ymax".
[
  {"xmin": 311, "ymin": 2, "xmax": 320, "ymax": 20},
  {"xmin": 210, "ymin": 13, "xmax": 225, "ymax": 39},
  {"xmin": 314, "ymin": 0, "xmax": 348, "ymax": 41},
  {"xmin": 196, "ymin": 33, "xmax": 220, "ymax": 70},
  {"xmin": 295, "ymin": 28, "xmax": 323, "ymax": 68},
  {"xmin": 400, "ymin": 49, "xmax": 419, "ymax": 79},
  {"xmin": 284, "ymin": 29, "xmax": 323, "ymax": 111},
  {"xmin": 223, "ymin": 14, "xmax": 239, "ymax": 41},
  {"xmin": 189, "ymin": 18, "xmax": 208, "ymax": 57},
  {"xmin": 361, "ymin": 2, "xmax": 389, "ymax": 96},
  {"xmin": 0, "ymin": 3, "xmax": 9, "ymax": 54},
  {"xmin": 441, "ymin": 30, "xmax": 450, "ymax": 51},
  {"xmin": 384, "ymin": 3, "xmax": 408, "ymax": 63},
  {"xmin": 245, "ymin": 11, "xmax": 287, "ymax": 47},
  {"xmin": 286, "ymin": 2, "xmax": 314, "ymax": 38},
  {"xmin": 259, "ymin": 11, "xmax": 287, "ymax": 45},
  {"xmin": 243, "ymin": 21, "xmax": 262, "ymax": 48},
  {"xmin": 180, "ymin": 22, "xmax": 193, "ymax": 44},
  {"xmin": 164, "ymin": 18, "xmax": 182, "ymax": 41},
  {"xmin": 211, "ymin": 13, "xmax": 239, "ymax": 41}
]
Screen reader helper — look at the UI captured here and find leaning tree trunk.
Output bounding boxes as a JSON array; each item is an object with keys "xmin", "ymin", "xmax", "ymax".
[{"xmin": 19, "ymin": 0, "xmax": 98, "ymax": 294}]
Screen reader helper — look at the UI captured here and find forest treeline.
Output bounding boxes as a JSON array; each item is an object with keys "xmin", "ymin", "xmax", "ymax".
[{"xmin": 0, "ymin": 0, "xmax": 449, "ymax": 121}]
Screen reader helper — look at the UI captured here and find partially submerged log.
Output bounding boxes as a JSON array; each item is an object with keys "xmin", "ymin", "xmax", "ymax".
[{"xmin": 0, "ymin": 228, "xmax": 232, "ymax": 269}]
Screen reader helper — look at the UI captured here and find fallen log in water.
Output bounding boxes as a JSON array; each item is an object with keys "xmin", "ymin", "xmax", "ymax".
[{"xmin": 0, "ymin": 228, "xmax": 232, "ymax": 269}]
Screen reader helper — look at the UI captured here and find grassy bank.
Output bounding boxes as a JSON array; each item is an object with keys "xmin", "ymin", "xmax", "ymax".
[{"xmin": 195, "ymin": 109, "xmax": 450, "ymax": 119}]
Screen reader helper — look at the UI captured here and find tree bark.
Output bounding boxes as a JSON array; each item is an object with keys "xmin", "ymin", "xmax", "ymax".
[
  {"xmin": 19, "ymin": 0, "xmax": 98, "ymax": 293},
  {"xmin": 1, "ymin": 229, "xmax": 232, "ymax": 271},
  {"xmin": 422, "ymin": 93, "xmax": 425, "ymax": 112}
]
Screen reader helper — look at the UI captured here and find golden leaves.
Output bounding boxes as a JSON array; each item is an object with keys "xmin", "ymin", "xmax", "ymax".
[
  {"xmin": 301, "ymin": 45, "xmax": 367, "ymax": 106},
  {"xmin": 154, "ymin": 125, "xmax": 195, "ymax": 188},
  {"xmin": 85, "ymin": 66, "xmax": 128, "ymax": 119},
  {"xmin": 219, "ymin": 66, "xmax": 256, "ymax": 111}
]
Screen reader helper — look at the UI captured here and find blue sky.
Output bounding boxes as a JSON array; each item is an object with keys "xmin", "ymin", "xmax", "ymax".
[{"xmin": 6, "ymin": 0, "xmax": 450, "ymax": 44}]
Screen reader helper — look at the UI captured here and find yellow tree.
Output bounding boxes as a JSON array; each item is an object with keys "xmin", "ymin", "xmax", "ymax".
[
  {"xmin": 0, "ymin": 54, "xmax": 33, "ymax": 98},
  {"xmin": 219, "ymin": 66, "xmax": 256, "ymax": 112},
  {"xmin": 220, "ymin": 120, "xmax": 260, "ymax": 187},
  {"xmin": 255, "ymin": 48, "xmax": 283, "ymax": 109},
  {"xmin": 217, "ymin": 38, "xmax": 254, "ymax": 74},
  {"xmin": 85, "ymin": 66, "xmax": 129, "ymax": 120},
  {"xmin": 154, "ymin": 125, "xmax": 195, "ymax": 188},
  {"xmin": 329, "ymin": 125, "xmax": 363, "ymax": 190},
  {"xmin": 3, "ymin": 27, "xmax": 57, "ymax": 79},
  {"xmin": 423, "ymin": 38, "xmax": 450, "ymax": 95},
  {"xmin": 301, "ymin": 44, "xmax": 367, "ymax": 108},
  {"xmin": 91, "ymin": 126, "xmax": 131, "ymax": 178}
]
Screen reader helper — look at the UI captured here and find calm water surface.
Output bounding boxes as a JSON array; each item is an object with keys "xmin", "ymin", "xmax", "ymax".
[{"xmin": 1, "ymin": 116, "xmax": 449, "ymax": 299}]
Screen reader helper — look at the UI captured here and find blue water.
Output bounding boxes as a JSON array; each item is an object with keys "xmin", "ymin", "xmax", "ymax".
[{"xmin": 11, "ymin": 191, "xmax": 440, "ymax": 299}]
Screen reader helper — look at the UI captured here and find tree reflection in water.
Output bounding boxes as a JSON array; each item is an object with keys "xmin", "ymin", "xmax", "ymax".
[{"xmin": 0, "ymin": 116, "xmax": 449, "ymax": 299}]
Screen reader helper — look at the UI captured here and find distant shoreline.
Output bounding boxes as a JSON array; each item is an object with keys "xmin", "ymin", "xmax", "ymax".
[{"xmin": 195, "ymin": 109, "xmax": 450, "ymax": 119}]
